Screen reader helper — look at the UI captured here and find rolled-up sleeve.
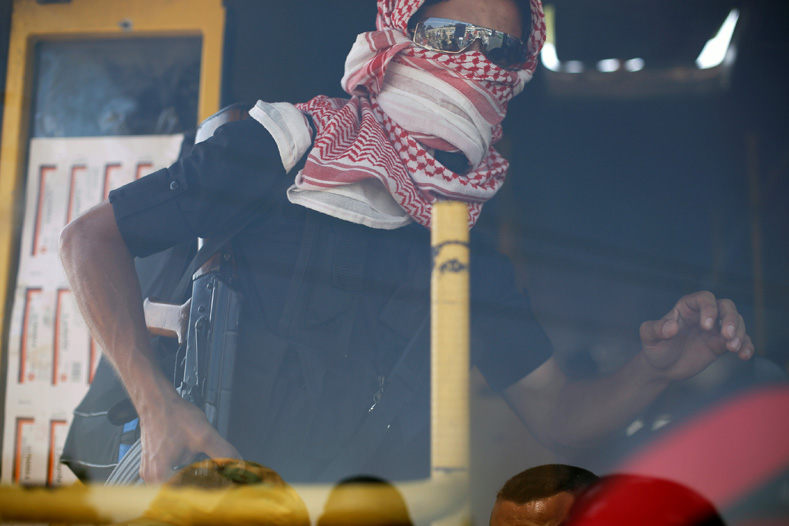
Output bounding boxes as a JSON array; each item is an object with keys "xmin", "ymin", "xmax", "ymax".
[{"xmin": 109, "ymin": 118, "xmax": 287, "ymax": 258}]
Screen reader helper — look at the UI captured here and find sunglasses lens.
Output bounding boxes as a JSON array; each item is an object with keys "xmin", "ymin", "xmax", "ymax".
[
  {"xmin": 413, "ymin": 18, "xmax": 469, "ymax": 53},
  {"xmin": 486, "ymin": 34, "xmax": 529, "ymax": 70},
  {"xmin": 412, "ymin": 18, "xmax": 528, "ymax": 70}
]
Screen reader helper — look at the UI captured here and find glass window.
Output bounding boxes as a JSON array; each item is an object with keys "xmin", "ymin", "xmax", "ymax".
[{"xmin": 30, "ymin": 36, "xmax": 201, "ymax": 137}]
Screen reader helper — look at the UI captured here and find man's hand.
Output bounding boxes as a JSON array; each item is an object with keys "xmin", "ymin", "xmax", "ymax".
[
  {"xmin": 504, "ymin": 291, "xmax": 755, "ymax": 450},
  {"xmin": 139, "ymin": 394, "xmax": 240, "ymax": 483},
  {"xmin": 59, "ymin": 203, "xmax": 241, "ymax": 483},
  {"xmin": 640, "ymin": 291, "xmax": 754, "ymax": 381}
]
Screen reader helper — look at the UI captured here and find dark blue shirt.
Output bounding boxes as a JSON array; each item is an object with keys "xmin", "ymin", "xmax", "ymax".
[{"xmin": 109, "ymin": 118, "xmax": 552, "ymax": 481}]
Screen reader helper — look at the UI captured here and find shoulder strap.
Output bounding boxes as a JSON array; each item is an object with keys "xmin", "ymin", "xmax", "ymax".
[
  {"xmin": 170, "ymin": 141, "xmax": 310, "ymax": 303},
  {"xmin": 169, "ymin": 223, "xmax": 247, "ymax": 303}
]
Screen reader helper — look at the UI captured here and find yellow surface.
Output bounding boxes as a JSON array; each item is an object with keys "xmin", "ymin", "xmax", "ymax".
[
  {"xmin": 0, "ymin": 482, "xmax": 309, "ymax": 525},
  {"xmin": 544, "ymin": 4, "xmax": 555, "ymax": 45},
  {"xmin": 430, "ymin": 201, "xmax": 470, "ymax": 526},
  {"xmin": 0, "ymin": 0, "xmax": 224, "ymax": 382},
  {"xmin": 0, "ymin": 473, "xmax": 471, "ymax": 524},
  {"xmin": 430, "ymin": 201, "xmax": 470, "ymax": 473}
]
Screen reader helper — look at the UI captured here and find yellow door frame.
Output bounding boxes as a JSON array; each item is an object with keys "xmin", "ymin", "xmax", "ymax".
[{"xmin": 0, "ymin": 0, "xmax": 225, "ymax": 360}]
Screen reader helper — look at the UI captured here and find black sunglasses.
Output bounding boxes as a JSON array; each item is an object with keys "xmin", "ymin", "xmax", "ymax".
[{"xmin": 410, "ymin": 17, "xmax": 529, "ymax": 71}]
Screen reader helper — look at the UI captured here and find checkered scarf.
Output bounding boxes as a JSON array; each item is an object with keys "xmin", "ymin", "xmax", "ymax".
[{"xmin": 290, "ymin": 0, "xmax": 546, "ymax": 229}]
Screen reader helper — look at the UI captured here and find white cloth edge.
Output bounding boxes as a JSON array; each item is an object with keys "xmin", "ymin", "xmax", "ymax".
[{"xmin": 248, "ymin": 101, "xmax": 312, "ymax": 172}]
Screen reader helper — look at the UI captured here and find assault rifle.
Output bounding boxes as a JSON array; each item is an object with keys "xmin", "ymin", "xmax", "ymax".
[
  {"xmin": 144, "ymin": 247, "xmax": 241, "ymax": 438},
  {"xmin": 142, "ymin": 104, "xmax": 250, "ymax": 438},
  {"xmin": 105, "ymin": 104, "xmax": 249, "ymax": 484}
]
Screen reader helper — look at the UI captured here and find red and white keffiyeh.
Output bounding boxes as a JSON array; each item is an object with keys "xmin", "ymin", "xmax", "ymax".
[{"xmin": 250, "ymin": 0, "xmax": 546, "ymax": 229}]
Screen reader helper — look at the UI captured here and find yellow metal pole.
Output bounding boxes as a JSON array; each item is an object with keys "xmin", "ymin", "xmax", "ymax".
[
  {"xmin": 0, "ymin": 475, "xmax": 470, "ymax": 524},
  {"xmin": 430, "ymin": 200, "xmax": 470, "ymax": 525},
  {"xmin": 0, "ymin": 482, "xmax": 310, "ymax": 525},
  {"xmin": 0, "ymin": 484, "xmax": 155, "ymax": 524}
]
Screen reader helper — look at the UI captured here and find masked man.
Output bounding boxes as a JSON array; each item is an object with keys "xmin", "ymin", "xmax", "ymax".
[{"xmin": 60, "ymin": 0, "xmax": 754, "ymax": 483}]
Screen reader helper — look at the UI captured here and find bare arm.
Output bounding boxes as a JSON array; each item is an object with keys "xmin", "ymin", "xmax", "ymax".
[
  {"xmin": 503, "ymin": 291, "xmax": 755, "ymax": 450},
  {"xmin": 59, "ymin": 202, "xmax": 238, "ymax": 482}
]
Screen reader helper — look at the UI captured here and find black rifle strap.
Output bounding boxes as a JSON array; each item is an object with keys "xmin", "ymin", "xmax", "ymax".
[
  {"xmin": 169, "ymin": 218, "xmax": 249, "ymax": 303},
  {"xmin": 170, "ymin": 151, "xmax": 309, "ymax": 303}
]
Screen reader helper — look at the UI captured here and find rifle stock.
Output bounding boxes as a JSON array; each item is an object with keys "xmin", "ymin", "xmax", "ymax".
[
  {"xmin": 143, "ymin": 297, "xmax": 190, "ymax": 345},
  {"xmin": 180, "ymin": 254, "xmax": 241, "ymax": 437}
]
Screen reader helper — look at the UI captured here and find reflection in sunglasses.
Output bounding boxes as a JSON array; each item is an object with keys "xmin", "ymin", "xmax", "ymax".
[{"xmin": 411, "ymin": 17, "xmax": 528, "ymax": 70}]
